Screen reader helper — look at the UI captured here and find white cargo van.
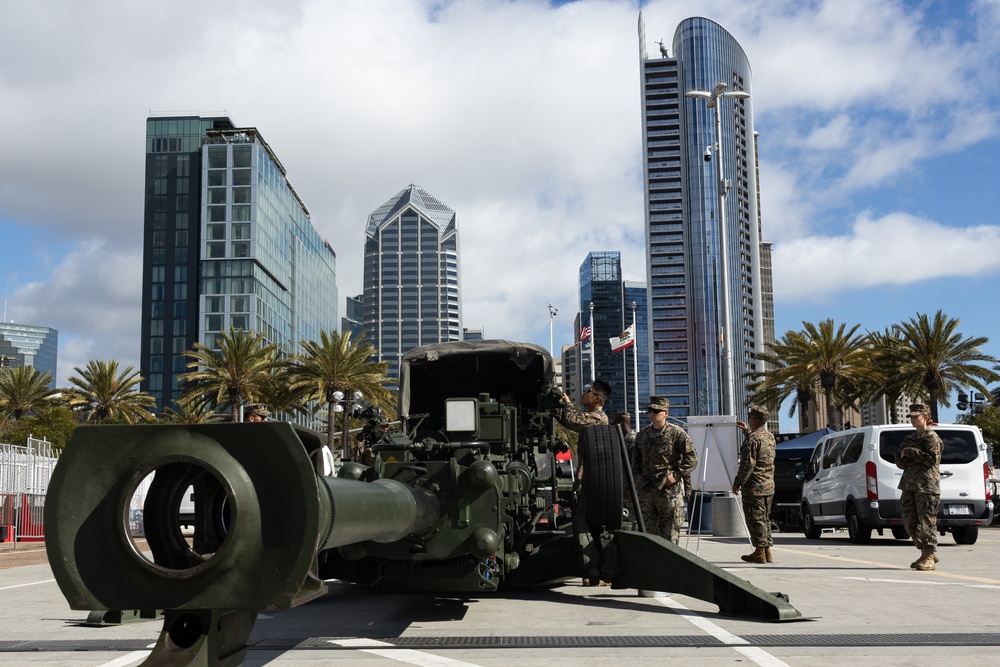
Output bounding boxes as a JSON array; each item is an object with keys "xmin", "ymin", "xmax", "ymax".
[{"xmin": 800, "ymin": 424, "xmax": 993, "ymax": 545}]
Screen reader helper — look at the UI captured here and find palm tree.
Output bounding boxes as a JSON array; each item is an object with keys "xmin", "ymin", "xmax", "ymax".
[
  {"xmin": 254, "ymin": 368, "xmax": 311, "ymax": 422},
  {"xmin": 853, "ymin": 328, "xmax": 914, "ymax": 424},
  {"xmin": 159, "ymin": 395, "xmax": 224, "ymax": 424},
  {"xmin": 0, "ymin": 366, "xmax": 57, "ymax": 419},
  {"xmin": 751, "ymin": 320, "xmax": 871, "ymax": 430},
  {"xmin": 66, "ymin": 360, "xmax": 156, "ymax": 424},
  {"xmin": 797, "ymin": 319, "xmax": 873, "ymax": 429},
  {"xmin": 287, "ymin": 330, "xmax": 393, "ymax": 452},
  {"xmin": 179, "ymin": 327, "xmax": 284, "ymax": 422},
  {"xmin": 892, "ymin": 310, "xmax": 1000, "ymax": 423},
  {"xmin": 748, "ymin": 331, "xmax": 815, "ymax": 431}
]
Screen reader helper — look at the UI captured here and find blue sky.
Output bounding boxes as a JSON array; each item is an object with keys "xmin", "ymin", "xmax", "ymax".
[{"xmin": 2, "ymin": 0, "xmax": 999, "ymax": 430}]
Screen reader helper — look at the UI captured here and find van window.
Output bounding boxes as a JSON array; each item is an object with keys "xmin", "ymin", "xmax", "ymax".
[
  {"xmin": 809, "ymin": 440, "xmax": 824, "ymax": 472},
  {"xmin": 824, "ymin": 436, "xmax": 848, "ymax": 468},
  {"xmin": 878, "ymin": 429, "xmax": 979, "ymax": 465},
  {"xmin": 841, "ymin": 433, "xmax": 864, "ymax": 465}
]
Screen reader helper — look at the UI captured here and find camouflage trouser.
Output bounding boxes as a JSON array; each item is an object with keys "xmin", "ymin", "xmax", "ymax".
[
  {"xmin": 741, "ymin": 494, "xmax": 773, "ymax": 548},
  {"xmin": 638, "ymin": 488, "xmax": 685, "ymax": 544},
  {"xmin": 901, "ymin": 490, "xmax": 939, "ymax": 550}
]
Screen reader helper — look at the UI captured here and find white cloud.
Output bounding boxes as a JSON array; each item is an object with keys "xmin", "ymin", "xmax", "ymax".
[
  {"xmin": 772, "ymin": 211, "xmax": 1000, "ymax": 301},
  {"xmin": 9, "ymin": 241, "xmax": 142, "ymax": 385},
  {"xmin": 1, "ymin": 0, "xmax": 1000, "ymax": 381}
]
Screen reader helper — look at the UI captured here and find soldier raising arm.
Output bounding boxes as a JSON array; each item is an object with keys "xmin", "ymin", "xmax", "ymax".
[{"xmin": 556, "ymin": 380, "xmax": 610, "ymax": 433}]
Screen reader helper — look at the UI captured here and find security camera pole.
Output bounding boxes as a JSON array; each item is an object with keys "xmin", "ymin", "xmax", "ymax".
[{"xmin": 684, "ymin": 82, "xmax": 750, "ymax": 416}]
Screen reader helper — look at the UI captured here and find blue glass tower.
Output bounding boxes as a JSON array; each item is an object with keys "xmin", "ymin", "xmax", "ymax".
[
  {"xmin": 0, "ymin": 323, "xmax": 58, "ymax": 388},
  {"xmin": 140, "ymin": 115, "xmax": 338, "ymax": 413},
  {"xmin": 639, "ymin": 15, "xmax": 764, "ymax": 418},
  {"xmin": 578, "ymin": 253, "xmax": 651, "ymax": 427}
]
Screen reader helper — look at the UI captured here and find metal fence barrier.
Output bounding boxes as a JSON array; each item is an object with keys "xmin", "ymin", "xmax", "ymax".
[{"xmin": 0, "ymin": 437, "xmax": 58, "ymax": 542}]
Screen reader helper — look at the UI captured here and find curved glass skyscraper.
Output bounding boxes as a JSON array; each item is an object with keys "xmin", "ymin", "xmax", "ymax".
[{"xmin": 639, "ymin": 15, "xmax": 766, "ymax": 418}]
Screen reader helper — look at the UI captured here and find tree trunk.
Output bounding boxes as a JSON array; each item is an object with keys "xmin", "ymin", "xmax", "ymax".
[{"xmin": 825, "ymin": 391, "xmax": 838, "ymax": 430}]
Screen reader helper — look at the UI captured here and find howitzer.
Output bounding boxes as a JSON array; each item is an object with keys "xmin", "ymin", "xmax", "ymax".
[{"xmin": 46, "ymin": 340, "xmax": 802, "ymax": 666}]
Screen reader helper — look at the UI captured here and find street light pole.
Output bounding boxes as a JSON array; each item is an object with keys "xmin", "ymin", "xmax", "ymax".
[
  {"xmin": 548, "ymin": 303, "xmax": 558, "ymax": 357},
  {"xmin": 685, "ymin": 82, "xmax": 749, "ymax": 417}
]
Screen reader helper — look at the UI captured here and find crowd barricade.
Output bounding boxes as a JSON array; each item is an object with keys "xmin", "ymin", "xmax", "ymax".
[{"xmin": 0, "ymin": 438, "xmax": 58, "ymax": 542}]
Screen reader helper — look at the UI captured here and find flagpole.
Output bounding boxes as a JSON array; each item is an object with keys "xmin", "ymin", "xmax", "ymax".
[
  {"xmin": 631, "ymin": 300, "xmax": 639, "ymax": 430},
  {"xmin": 588, "ymin": 301, "xmax": 595, "ymax": 384}
]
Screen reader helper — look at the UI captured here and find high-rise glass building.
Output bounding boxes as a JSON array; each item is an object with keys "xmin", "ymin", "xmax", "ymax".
[
  {"xmin": 362, "ymin": 185, "xmax": 461, "ymax": 380},
  {"xmin": 342, "ymin": 294, "xmax": 364, "ymax": 341},
  {"xmin": 577, "ymin": 252, "xmax": 651, "ymax": 427},
  {"xmin": 0, "ymin": 323, "xmax": 58, "ymax": 388},
  {"xmin": 140, "ymin": 115, "xmax": 338, "ymax": 413},
  {"xmin": 638, "ymin": 14, "xmax": 767, "ymax": 418}
]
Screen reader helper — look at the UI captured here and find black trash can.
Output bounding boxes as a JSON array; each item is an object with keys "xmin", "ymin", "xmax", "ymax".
[{"xmin": 687, "ymin": 492, "xmax": 713, "ymax": 534}]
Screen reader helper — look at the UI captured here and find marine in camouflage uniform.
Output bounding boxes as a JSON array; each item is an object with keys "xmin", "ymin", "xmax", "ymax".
[
  {"xmin": 632, "ymin": 397, "xmax": 698, "ymax": 544},
  {"xmin": 732, "ymin": 405, "xmax": 776, "ymax": 564},
  {"xmin": 895, "ymin": 403, "xmax": 942, "ymax": 571},
  {"xmin": 556, "ymin": 379, "xmax": 610, "ymax": 433}
]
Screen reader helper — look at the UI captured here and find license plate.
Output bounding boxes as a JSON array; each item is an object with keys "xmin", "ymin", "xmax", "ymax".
[{"xmin": 946, "ymin": 505, "xmax": 971, "ymax": 515}]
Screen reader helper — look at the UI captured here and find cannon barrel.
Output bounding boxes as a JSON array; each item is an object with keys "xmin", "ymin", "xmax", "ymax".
[{"xmin": 318, "ymin": 476, "xmax": 440, "ymax": 549}]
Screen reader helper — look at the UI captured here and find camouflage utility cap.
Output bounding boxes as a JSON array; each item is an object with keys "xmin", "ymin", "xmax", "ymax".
[
  {"xmin": 907, "ymin": 403, "xmax": 930, "ymax": 418},
  {"xmin": 647, "ymin": 396, "xmax": 670, "ymax": 412},
  {"xmin": 245, "ymin": 403, "xmax": 271, "ymax": 418},
  {"xmin": 748, "ymin": 404, "xmax": 769, "ymax": 420}
]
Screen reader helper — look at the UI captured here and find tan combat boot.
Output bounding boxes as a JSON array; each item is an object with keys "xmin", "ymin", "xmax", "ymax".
[
  {"xmin": 913, "ymin": 548, "xmax": 937, "ymax": 571},
  {"xmin": 764, "ymin": 547, "xmax": 773, "ymax": 563},
  {"xmin": 910, "ymin": 546, "xmax": 939, "ymax": 568},
  {"xmin": 741, "ymin": 547, "xmax": 767, "ymax": 564}
]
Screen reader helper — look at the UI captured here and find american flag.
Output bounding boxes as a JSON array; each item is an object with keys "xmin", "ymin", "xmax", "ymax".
[{"xmin": 577, "ymin": 320, "xmax": 592, "ymax": 345}]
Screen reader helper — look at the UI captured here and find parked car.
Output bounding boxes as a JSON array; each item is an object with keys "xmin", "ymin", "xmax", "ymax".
[{"xmin": 799, "ymin": 424, "xmax": 993, "ymax": 545}]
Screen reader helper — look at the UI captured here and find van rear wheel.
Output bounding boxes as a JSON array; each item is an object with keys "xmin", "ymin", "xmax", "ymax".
[
  {"xmin": 952, "ymin": 525, "xmax": 978, "ymax": 545},
  {"xmin": 847, "ymin": 506, "xmax": 872, "ymax": 544},
  {"xmin": 890, "ymin": 526, "xmax": 909, "ymax": 540}
]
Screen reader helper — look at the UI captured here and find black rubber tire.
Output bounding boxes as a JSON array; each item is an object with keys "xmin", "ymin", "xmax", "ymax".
[
  {"xmin": 847, "ymin": 505, "xmax": 872, "ymax": 544},
  {"xmin": 802, "ymin": 505, "xmax": 821, "ymax": 539},
  {"xmin": 891, "ymin": 526, "xmax": 909, "ymax": 540},
  {"xmin": 952, "ymin": 525, "xmax": 979, "ymax": 545},
  {"xmin": 579, "ymin": 424, "xmax": 624, "ymax": 533}
]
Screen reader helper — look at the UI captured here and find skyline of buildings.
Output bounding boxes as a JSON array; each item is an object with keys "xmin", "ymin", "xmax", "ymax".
[
  {"xmin": 18, "ymin": 16, "xmax": 917, "ymax": 434},
  {"xmin": 362, "ymin": 184, "xmax": 462, "ymax": 380},
  {"xmin": 638, "ymin": 14, "xmax": 770, "ymax": 419},
  {"xmin": 138, "ymin": 114, "xmax": 338, "ymax": 414},
  {"xmin": 570, "ymin": 252, "xmax": 651, "ymax": 428}
]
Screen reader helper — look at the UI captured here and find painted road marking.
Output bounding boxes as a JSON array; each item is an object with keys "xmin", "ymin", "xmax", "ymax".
[
  {"xmin": 329, "ymin": 638, "xmax": 485, "ymax": 666},
  {"xmin": 656, "ymin": 595, "xmax": 792, "ymax": 667},
  {"xmin": 774, "ymin": 546, "xmax": 1000, "ymax": 586},
  {"xmin": 0, "ymin": 578, "xmax": 54, "ymax": 591},
  {"xmin": 844, "ymin": 576, "xmax": 1000, "ymax": 590}
]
